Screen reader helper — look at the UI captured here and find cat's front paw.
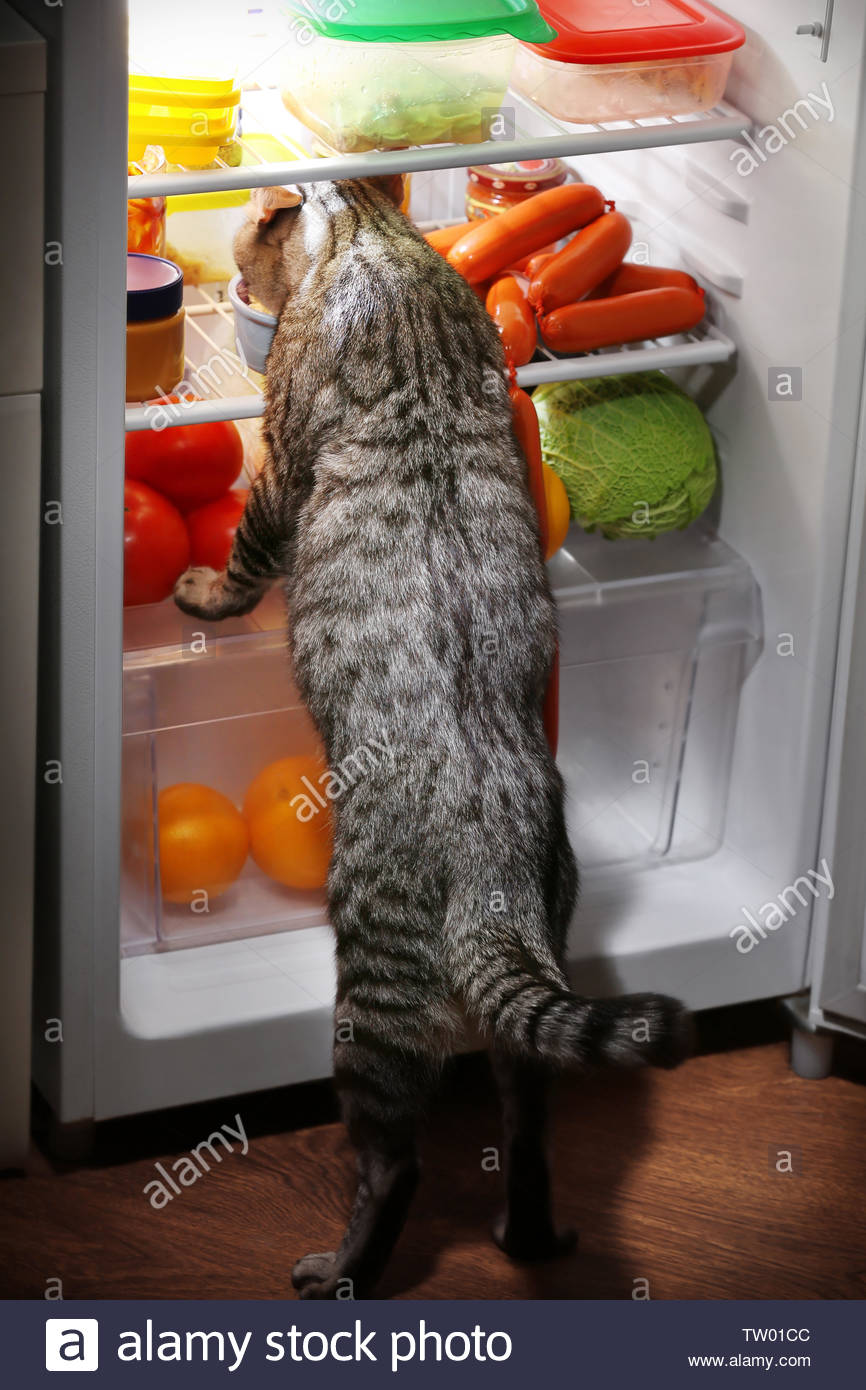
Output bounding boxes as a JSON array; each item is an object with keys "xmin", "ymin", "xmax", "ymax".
[{"xmin": 173, "ymin": 566, "xmax": 225, "ymax": 619}]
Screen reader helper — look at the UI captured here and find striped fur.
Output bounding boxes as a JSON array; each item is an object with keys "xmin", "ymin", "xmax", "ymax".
[{"xmin": 174, "ymin": 179, "xmax": 690, "ymax": 1296}]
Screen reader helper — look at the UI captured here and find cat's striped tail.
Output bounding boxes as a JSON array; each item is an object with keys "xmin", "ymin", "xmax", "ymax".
[{"xmin": 449, "ymin": 931, "xmax": 692, "ymax": 1070}]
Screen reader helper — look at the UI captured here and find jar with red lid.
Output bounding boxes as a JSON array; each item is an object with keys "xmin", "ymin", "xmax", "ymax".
[{"xmin": 465, "ymin": 158, "xmax": 569, "ymax": 221}]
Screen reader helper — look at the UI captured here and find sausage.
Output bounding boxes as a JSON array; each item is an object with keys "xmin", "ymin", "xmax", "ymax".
[
  {"xmin": 528, "ymin": 210, "xmax": 633, "ymax": 314},
  {"xmin": 587, "ymin": 262, "xmax": 700, "ymax": 299},
  {"xmin": 539, "ymin": 285, "xmax": 706, "ymax": 352},
  {"xmin": 486, "ymin": 276, "xmax": 537, "ymax": 367},
  {"xmin": 509, "ymin": 381, "xmax": 558, "ymax": 754},
  {"xmin": 524, "ymin": 250, "xmax": 557, "ymax": 280},
  {"xmin": 425, "ymin": 221, "xmax": 478, "ymax": 254},
  {"xmin": 509, "ymin": 382, "xmax": 549, "ymax": 558},
  {"xmin": 508, "ymin": 244, "xmax": 558, "ymax": 275},
  {"xmin": 447, "ymin": 184, "xmax": 605, "ymax": 284}
]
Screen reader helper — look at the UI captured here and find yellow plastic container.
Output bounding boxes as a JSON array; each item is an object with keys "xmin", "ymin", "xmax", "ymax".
[{"xmin": 128, "ymin": 76, "xmax": 241, "ymax": 167}]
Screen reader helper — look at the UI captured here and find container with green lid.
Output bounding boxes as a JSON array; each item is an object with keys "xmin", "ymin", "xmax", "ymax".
[{"xmin": 279, "ymin": 0, "xmax": 557, "ymax": 153}]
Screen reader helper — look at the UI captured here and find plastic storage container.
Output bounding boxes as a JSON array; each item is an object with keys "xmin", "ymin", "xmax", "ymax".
[
  {"xmin": 128, "ymin": 0, "xmax": 242, "ymax": 164},
  {"xmin": 279, "ymin": 0, "xmax": 556, "ymax": 153},
  {"xmin": 120, "ymin": 525, "xmax": 761, "ymax": 955},
  {"xmin": 128, "ymin": 75, "xmax": 241, "ymax": 167},
  {"xmin": 512, "ymin": 0, "xmax": 746, "ymax": 124},
  {"xmin": 167, "ymin": 188, "xmax": 252, "ymax": 286}
]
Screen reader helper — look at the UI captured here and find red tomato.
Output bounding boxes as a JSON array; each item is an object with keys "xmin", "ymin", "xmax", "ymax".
[
  {"xmin": 124, "ymin": 479, "xmax": 190, "ymax": 607},
  {"xmin": 186, "ymin": 488, "xmax": 248, "ymax": 571},
  {"xmin": 125, "ymin": 402, "xmax": 244, "ymax": 512}
]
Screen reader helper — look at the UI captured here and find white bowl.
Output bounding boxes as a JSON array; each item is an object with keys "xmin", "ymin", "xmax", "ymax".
[{"xmin": 228, "ymin": 272, "xmax": 276, "ymax": 374}]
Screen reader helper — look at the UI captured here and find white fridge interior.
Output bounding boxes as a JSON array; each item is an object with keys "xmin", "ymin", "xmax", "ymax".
[{"xmin": 20, "ymin": 0, "xmax": 866, "ymax": 1128}]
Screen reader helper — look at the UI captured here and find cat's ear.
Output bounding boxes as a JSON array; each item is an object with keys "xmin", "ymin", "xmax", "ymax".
[
  {"xmin": 249, "ymin": 185, "xmax": 303, "ymax": 226},
  {"xmin": 365, "ymin": 174, "xmax": 406, "ymax": 209}
]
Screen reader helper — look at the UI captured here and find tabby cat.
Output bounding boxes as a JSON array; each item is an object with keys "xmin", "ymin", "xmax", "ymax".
[{"xmin": 174, "ymin": 178, "xmax": 691, "ymax": 1299}]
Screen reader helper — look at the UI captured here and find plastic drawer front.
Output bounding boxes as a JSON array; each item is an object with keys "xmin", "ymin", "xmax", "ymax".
[{"xmin": 121, "ymin": 525, "xmax": 761, "ymax": 954}]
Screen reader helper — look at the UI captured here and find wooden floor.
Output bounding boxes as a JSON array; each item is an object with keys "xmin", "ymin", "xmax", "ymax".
[{"xmin": 2, "ymin": 1004, "xmax": 865, "ymax": 1300}]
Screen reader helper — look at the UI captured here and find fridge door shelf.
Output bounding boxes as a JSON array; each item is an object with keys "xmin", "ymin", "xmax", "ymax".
[
  {"xmin": 121, "ymin": 525, "xmax": 762, "ymax": 957},
  {"xmin": 127, "ymin": 85, "xmax": 750, "ymax": 201}
]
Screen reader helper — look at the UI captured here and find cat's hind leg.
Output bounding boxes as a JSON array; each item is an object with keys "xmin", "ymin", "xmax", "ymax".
[
  {"xmin": 292, "ymin": 829, "xmax": 454, "ymax": 1299},
  {"xmin": 292, "ymin": 1022, "xmax": 442, "ymax": 1300},
  {"xmin": 489, "ymin": 829, "xmax": 577, "ymax": 1260},
  {"xmin": 174, "ymin": 469, "xmax": 288, "ymax": 619},
  {"xmin": 489, "ymin": 1050, "xmax": 577, "ymax": 1262}
]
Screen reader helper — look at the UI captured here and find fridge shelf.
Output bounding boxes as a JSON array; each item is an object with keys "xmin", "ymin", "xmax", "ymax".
[
  {"xmin": 121, "ymin": 525, "xmax": 762, "ymax": 957},
  {"xmin": 125, "ymin": 284, "xmax": 736, "ymax": 433},
  {"xmin": 127, "ymin": 88, "xmax": 750, "ymax": 200}
]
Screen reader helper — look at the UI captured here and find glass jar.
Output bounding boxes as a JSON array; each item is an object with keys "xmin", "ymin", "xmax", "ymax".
[
  {"xmin": 128, "ymin": 147, "xmax": 167, "ymax": 256},
  {"xmin": 126, "ymin": 253, "xmax": 185, "ymax": 403},
  {"xmin": 465, "ymin": 158, "xmax": 569, "ymax": 220}
]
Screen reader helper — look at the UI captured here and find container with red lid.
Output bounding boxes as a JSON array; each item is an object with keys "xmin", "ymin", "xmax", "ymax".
[
  {"xmin": 512, "ymin": 0, "xmax": 746, "ymax": 124},
  {"xmin": 465, "ymin": 158, "xmax": 569, "ymax": 220}
]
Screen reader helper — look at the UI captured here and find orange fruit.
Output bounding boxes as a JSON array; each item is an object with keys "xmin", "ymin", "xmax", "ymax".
[
  {"xmin": 242, "ymin": 755, "xmax": 333, "ymax": 892},
  {"xmin": 158, "ymin": 782, "xmax": 249, "ymax": 906},
  {"xmin": 543, "ymin": 461, "xmax": 571, "ymax": 560}
]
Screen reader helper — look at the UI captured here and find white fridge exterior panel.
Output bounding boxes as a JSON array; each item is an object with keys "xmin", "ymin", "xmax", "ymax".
[
  {"xmin": 20, "ymin": 0, "xmax": 128, "ymax": 1125},
  {"xmin": 0, "ymin": 1, "xmax": 44, "ymax": 1165},
  {"xmin": 0, "ymin": 392, "xmax": 42, "ymax": 1162}
]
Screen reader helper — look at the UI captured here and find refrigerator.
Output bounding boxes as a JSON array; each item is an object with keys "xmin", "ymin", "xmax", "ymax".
[{"xmin": 12, "ymin": 0, "xmax": 866, "ymax": 1143}]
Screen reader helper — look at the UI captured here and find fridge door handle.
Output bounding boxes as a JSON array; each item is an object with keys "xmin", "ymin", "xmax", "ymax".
[{"xmin": 796, "ymin": 0, "xmax": 834, "ymax": 60}]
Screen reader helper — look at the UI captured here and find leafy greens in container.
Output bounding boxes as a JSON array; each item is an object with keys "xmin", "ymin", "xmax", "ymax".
[{"xmin": 279, "ymin": 0, "xmax": 557, "ymax": 153}]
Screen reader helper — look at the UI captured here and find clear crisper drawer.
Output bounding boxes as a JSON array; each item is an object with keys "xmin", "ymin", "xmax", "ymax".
[
  {"xmin": 550, "ymin": 525, "xmax": 762, "ymax": 871},
  {"xmin": 120, "ymin": 525, "xmax": 762, "ymax": 956},
  {"xmin": 122, "ymin": 633, "xmax": 330, "ymax": 956}
]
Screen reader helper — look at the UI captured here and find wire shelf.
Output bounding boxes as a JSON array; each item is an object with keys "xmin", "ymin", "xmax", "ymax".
[
  {"xmin": 128, "ymin": 87, "xmax": 750, "ymax": 199},
  {"xmin": 125, "ymin": 287, "xmax": 735, "ymax": 433}
]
